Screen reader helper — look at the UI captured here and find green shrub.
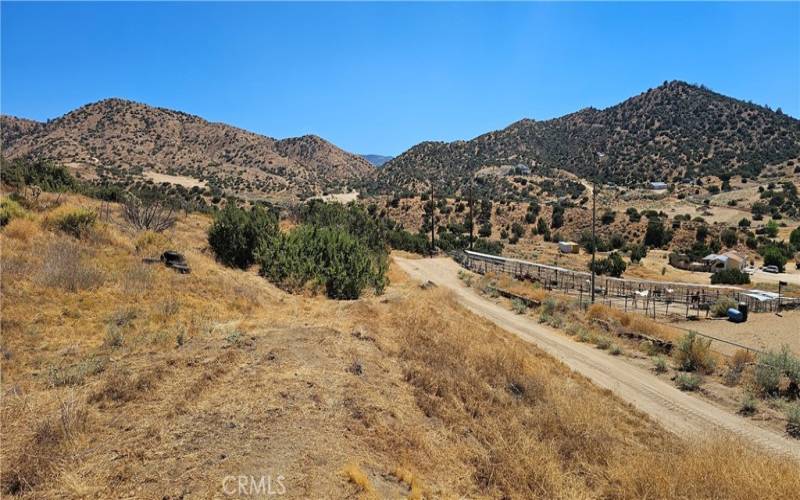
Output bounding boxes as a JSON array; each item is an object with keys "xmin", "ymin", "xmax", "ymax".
[
  {"xmin": 673, "ymin": 331, "xmax": 716, "ymax": 373},
  {"xmin": 589, "ymin": 251, "xmax": 627, "ymax": 277},
  {"xmin": 628, "ymin": 244, "xmax": 647, "ymax": 263},
  {"xmin": 710, "ymin": 269, "xmax": 750, "ymax": 285},
  {"xmin": 787, "ymin": 405, "xmax": 800, "ymax": 438},
  {"xmin": 257, "ymin": 225, "xmax": 387, "ymax": 300},
  {"xmin": 675, "ymin": 373, "xmax": 702, "ymax": 391},
  {"xmin": 644, "ymin": 218, "xmax": 672, "ymax": 248},
  {"xmin": 47, "ymin": 207, "xmax": 97, "ymax": 238},
  {"xmin": 387, "ymin": 229, "xmax": 428, "ymax": 254},
  {"xmin": 790, "ymin": 227, "xmax": 800, "ymax": 248},
  {"xmin": 761, "ymin": 245, "xmax": 787, "ymax": 272},
  {"xmin": 653, "ymin": 356, "xmax": 668, "ymax": 373},
  {"xmin": 0, "ymin": 197, "xmax": 26, "ymax": 226},
  {"xmin": 208, "ymin": 202, "xmax": 278, "ymax": 269},
  {"xmin": 511, "ymin": 298, "xmax": 527, "ymax": 315},
  {"xmin": 710, "ymin": 296, "xmax": 738, "ymax": 318},
  {"xmin": 1, "ymin": 157, "xmax": 79, "ymax": 192},
  {"xmin": 596, "ymin": 337, "xmax": 611, "ymax": 350},
  {"xmin": 739, "ymin": 393, "xmax": 758, "ymax": 416},
  {"xmin": 753, "ymin": 346, "xmax": 800, "ymax": 397},
  {"xmin": 609, "ymin": 344, "xmax": 622, "ymax": 356}
]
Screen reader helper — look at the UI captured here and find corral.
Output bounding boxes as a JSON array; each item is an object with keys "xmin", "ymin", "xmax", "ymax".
[{"xmin": 456, "ymin": 250, "xmax": 800, "ymax": 317}]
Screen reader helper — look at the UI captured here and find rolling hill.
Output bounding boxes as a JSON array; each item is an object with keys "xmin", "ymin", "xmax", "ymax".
[
  {"xmin": 377, "ymin": 81, "xmax": 800, "ymax": 197},
  {"xmin": 1, "ymin": 99, "xmax": 375, "ymax": 202}
]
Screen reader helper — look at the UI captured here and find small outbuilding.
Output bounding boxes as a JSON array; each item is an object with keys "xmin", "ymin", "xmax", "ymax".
[
  {"xmin": 649, "ymin": 181, "xmax": 668, "ymax": 190},
  {"xmin": 558, "ymin": 241, "xmax": 580, "ymax": 254},
  {"xmin": 702, "ymin": 251, "xmax": 745, "ymax": 272}
]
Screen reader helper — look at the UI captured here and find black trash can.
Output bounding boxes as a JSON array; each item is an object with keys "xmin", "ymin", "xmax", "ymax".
[{"xmin": 738, "ymin": 302, "xmax": 748, "ymax": 322}]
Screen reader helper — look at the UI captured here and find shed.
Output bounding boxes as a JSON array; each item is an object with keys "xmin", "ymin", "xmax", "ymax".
[
  {"xmin": 558, "ymin": 241, "xmax": 580, "ymax": 254},
  {"xmin": 650, "ymin": 181, "xmax": 668, "ymax": 190},
  {"xmin": 703, "ymin": 251, "xmax": 745, "ymax": 272}
]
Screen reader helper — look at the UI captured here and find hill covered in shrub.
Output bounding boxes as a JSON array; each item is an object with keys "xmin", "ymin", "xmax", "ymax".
[{"xmin": 376, "ymin": 81, "xmax": 800, "ymax": 196}]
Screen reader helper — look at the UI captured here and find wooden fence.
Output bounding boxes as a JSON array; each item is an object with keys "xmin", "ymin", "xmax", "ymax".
[{"xmin": 455, "ymin": 250, "xmax": 799, "ymax": 318}]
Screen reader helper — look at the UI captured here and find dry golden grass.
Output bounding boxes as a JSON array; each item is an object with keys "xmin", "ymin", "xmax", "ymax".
[
  {"xmin": 2, "ymin": 193, "xmax": 798, "ymax": 498},
  {"xmin": 586, "ymin": 303, "xmax": 682, "ymax": 343},
  {"xmin": 3, "ymin": 217, "xmax": 39, "ymax": 242}
]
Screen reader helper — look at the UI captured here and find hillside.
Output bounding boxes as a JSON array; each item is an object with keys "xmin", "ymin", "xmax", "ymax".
[
  {"xmin": 1, "ymin": 99, "xmax": 375, "ymax": 203},
  {"xmin": 2, "ymin": 191, "xmax": 799, "ymax": 498},
  {"xmin": 377, "ymin": 81, "xmax": 800, "ymax": 196}
]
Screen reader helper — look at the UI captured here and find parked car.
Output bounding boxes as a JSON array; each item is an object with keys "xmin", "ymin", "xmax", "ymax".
[
  {"xmin": 743, "ymin": 266, "xmax": 757, "ymax": 275},
  {"xmin": 762, "ymin": 265, "xmax": 780, "ymax": 274}
]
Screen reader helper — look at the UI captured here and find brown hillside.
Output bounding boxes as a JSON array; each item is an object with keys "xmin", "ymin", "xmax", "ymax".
[
  {"xmin": 1, "ymin": 99, "xmax": 375, "ymax": 202},
  {"xmin": 378, "ymin": 81, "xmax": 800, "ymax": 197}
]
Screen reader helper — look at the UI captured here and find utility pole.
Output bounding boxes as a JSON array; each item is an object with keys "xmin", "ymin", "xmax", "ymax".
[
  {"xmin": 591, "ymin": 177, "xmax": 597, "ymax": 304},
  {"xmin": 429, "ymin": 179, "xmax": 436, "ymax": 257},
  {"xmin": 591, "ymin": 152, "xmax": 606, "ymax": 304},
  {"xmin": 468, "ymin": 181, "xmax": 475, "ymax": 251}
]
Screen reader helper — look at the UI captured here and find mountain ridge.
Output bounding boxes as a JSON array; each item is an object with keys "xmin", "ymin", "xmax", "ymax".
[
  {"xmin": 376, "ymin": 81, "xmax": 800, "ymax": 197},
  {"xmin": 1, "ymin": 98, "xmax": 375, "ymax": 202}
]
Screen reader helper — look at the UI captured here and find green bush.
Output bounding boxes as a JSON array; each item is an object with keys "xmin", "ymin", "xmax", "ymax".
[
  {"xmin": 761, "ymin": 245, "xmax": 787, "ymax": 272},
  {"xmin": 790, "ymin": 227, "xmax": 800, "ymax": 248},
  {"xmin": 472, "ymin": 238, "xmax": 504, "ymax": 255},
  {"xmin": 48, "ymin": 207, "xmax": 97, "ymax": 238},
  {"xmin": 258, "ymin": 225, "xmax": 386, "ymax": 300},
  {"xmin": 653, "ymin": 356, "xmax": 668, "ymax": 374},
  {"xmin": 643, "ymin": 218, "xmax": 672, "ymax": 248},
  {"xmin": 1, "ymin": 157, "xmax": 79, "ymax": 192},
  {"xmin": 673, "ymin": 331, "xmax": 716, "ymax": 373},
  {"xmin": 675, "ymin": 373, "xmax": 702, "ymax": 391},
  {"xmin": 710, "ymin": 296, "xmax": 738, "ymax": 318},
  {"xmin": 387, "ymin": 229, "xmax": 429, "ymax": 254},
  {"xmin": 720, "ymin": 228, "xmax": 738, "ymax": 247},
  {"xmin": 628, "ymin": 244, "xmax": 647, "ymax": 263},
  {"xmin": 710, "ymin": 269, "xmax": 750, "ymax": 285},
  {"xmin": 753, "ymin": 346, "xmax": 800, "ymax": 397},
  {"xmin": 787, "ymin": 405, "xmax": 800, "ymax": 438},
  {"xmin": 589, "ymin": 251, "xmax": 627, "ymax": 277},
  {"xmin": 511, "ymin": 298, "xmax": 527, "ymax": 315},
  {"xmin": 739, "ymin": 393, "xmax": 758, "ymax": 416},
  {"xmin": 0, "ymin": 197, "xmax": 27, "ymax": 226},
  {"xmin": 208, "ymin": 202, "xmax": 278, "ymax": 269}
]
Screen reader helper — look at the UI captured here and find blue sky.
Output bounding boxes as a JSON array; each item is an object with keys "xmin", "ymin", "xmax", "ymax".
[{"xmin": 2, "ymin": 2, "xmax": 798, "ymax": 156}]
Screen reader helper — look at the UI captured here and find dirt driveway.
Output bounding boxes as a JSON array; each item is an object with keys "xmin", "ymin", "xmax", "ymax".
[{"xmin": 394, "ymin": 256, "xmax": 800, "ymax": 460}]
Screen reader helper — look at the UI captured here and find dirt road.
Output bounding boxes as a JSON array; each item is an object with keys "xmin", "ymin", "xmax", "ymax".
[{"xmin": 395, "ymin": 256, "xmax": 800, "ymax": 460}]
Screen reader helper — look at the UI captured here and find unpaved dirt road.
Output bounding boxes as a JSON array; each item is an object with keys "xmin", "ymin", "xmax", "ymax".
[{"xmin": 395, "ymin": 256, "xmax": 800, "ymax": 460}]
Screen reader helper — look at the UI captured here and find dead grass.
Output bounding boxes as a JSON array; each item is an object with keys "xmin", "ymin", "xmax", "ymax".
[
  {"xmin": 3, "ymin": 217, "xmax": 39, "ymax": 242},
  {"xmin": 36, "ymin": 237, "xmax": 106, "ymax": 292},
  {"xmin": 587, "ymin": 303, "xmax": 681, "ymax": 343},
  {"xmin": 2, "ymin": 193, "xmax": 798, "ymax": 498}
]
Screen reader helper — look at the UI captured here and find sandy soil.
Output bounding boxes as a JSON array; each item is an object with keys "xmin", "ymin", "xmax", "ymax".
[
  {"xmin": 395, "ymin": 256, "xmax": 800, "ymax": 459},
  {"xmin": 143, "ymin": 170, "xmax": 207, "ymax": 188},
  {"xmin": 312, "ymin": 191, "xmax": 359, "ymax": 203},
  {"xmin": 674, "ymin": 311, "xmax": 800, "ymax": 355}
]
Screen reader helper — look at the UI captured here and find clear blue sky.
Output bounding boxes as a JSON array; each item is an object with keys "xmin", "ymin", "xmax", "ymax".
[{"xmin": 2, "ymin": 2, "xmax": 798, "ymax": 156}]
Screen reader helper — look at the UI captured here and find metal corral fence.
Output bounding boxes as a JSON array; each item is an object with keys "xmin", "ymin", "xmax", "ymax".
[{"xmin": 454, "ymin": 250, "xmax": 800, "ymax": 319}]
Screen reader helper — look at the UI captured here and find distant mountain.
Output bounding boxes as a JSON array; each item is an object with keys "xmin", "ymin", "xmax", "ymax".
[
  {"xmin": 360, "ymin": 154, "xmax": 394, "ymax": 167},
  {"xmin": 377, "ymin": 81, "xmax": 800, "ymax": 197},
  {"xmin": 1, "ymin": 99, "xmax": 375, "ymax": 202}
]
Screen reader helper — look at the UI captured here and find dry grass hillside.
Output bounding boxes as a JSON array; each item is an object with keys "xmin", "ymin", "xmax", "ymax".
[
  {"xmin": 2, "ymin": 193, "xmax": 799, "ymax": 498},
  {"xmin": 1, "ymin": 99, "xmax": 375, "ymax": 202}
]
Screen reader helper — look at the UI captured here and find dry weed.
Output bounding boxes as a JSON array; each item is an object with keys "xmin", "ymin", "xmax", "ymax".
[{"xmin": 37, "ymin": 238, "xmax": 105, "ymax": 292}]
